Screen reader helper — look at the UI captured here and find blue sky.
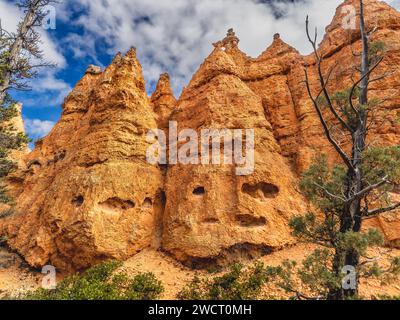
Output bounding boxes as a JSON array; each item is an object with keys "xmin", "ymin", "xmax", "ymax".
[{"xmin": 1, "ymin": 0, "xmax": 399, "ymax": 143}]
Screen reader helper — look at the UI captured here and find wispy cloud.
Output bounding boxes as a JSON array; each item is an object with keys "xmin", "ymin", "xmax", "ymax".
[
  {"xmin": 60, "ymin": 0, "xmax": 347, "ymax": 95},
  {"xmin": 24, "ymin": 118, "xmax": 55, "ymax": 140},
  {"xmin": 2, "ymin": 0, "xmax": 400, "ymax": 109},
  {"xmin": 387, "ymin": 0, "xmax": 400, "ymax": 8}
]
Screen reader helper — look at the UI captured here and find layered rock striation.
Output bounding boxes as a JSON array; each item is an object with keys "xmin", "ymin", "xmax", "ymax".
[
  {"xmin": 0, "ymin": 0, "xmax": 399, "ymax": 271},
  {"xmin": 1, "ymin": 49, "xmax": 164, "ymax": 271}
]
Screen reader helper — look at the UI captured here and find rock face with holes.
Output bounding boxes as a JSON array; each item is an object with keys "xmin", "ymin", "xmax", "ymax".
[
  {"xmin": 161, "ymin": 29, "xmax": 309, "ymax": 267},
  {"xmin": 0, "ymin": 49, "xmax": 164, "ymax": 271},
  {"xmin": 1, "ymin": 0, "xmax": 399, "ymax": 271},
  {"xmin": 161, "ymin": 0, "xmax": 400, "ymax": 263}
]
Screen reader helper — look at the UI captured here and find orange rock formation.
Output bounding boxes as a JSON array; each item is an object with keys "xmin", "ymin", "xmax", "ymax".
[{"xmin": 0, "ymin": 0, "xmax": 399, "ymax": 271}]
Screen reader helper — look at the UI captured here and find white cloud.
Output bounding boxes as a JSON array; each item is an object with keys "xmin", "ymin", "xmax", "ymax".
[
  {"xmin": 62, "ymin": 0, "xmax": 348, "ymax": 95},
  {"xmin": 27, "ymin": 69, "xmax": 72, "ymax": 106},
  {"xmin": 3, "ymin": 0, "xmax": 400, "ymax": 105},
  {"xmin": 0, "ymin": 1, "xmax": 20, "ymax": 33},
  {"xmin": 24, "ymin": 118, "xmax": 55, "ymax": 139},
  {"xmin": 387, "ymin": 0, "xmax": 400, "ymax": 8}
]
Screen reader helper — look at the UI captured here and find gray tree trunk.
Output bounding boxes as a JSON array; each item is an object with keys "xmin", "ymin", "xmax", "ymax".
[
  {"xmin": 330, "ymin": 0, "xmax": 370, "ymax": 300},
  {"xmin": 0, "ymin": 0, "xmax": 41, "ymax": 105}
]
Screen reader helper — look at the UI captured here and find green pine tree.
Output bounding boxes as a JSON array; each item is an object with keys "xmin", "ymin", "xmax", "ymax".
[
  {"xmin": 0, "ymin": 0, "xmax": 56, "ymax": 204},
  {"xmin": 268, "ymin": 0, "xmax": 400, "ymax": 300}
]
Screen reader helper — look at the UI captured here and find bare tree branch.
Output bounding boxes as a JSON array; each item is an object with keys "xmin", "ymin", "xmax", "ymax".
[
  {"xmin": 306, "ymin": 16, "xmax": 354, "ymax": 134},
  {"xmin": 313, "ymin": 182, "xmax": 346, "ymax": 202},
  {"xmin": 348, "ymin": 57, "xmax": 384, "ymax": 119},
  {"xmin": 349, "ymin": 176, "xmax": 389, "ymax": 203},
  {"xmin": 304, "ymin": 68, "xmax": 355, "ymax": 171},
  {"xmin": 366, "ymin": 202, "xmax": 400, "ymax": 217},
  {"xmin": 0, "ymin": 0, "xmax": 58, "ymax": 106}
]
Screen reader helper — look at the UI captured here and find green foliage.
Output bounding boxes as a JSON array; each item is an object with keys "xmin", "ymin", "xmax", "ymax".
[
  {"xmin": 22, "ymin": 261, "xmax": 164, "ymax": 300},
  {"xmin": 281, "ymin": 149, "xmax": 400, "ymax": 299},
  {"xmin": 0, "ymin": 3, "xmax": 41, "ymax": 204},
  {"xmin": 362, "ymin": 146, "xmax": 400, "ymax": 187},
  {"xmin": 266, "ymin": 250, "xmax": 341, "ymax": 299},
  {"xmin": 301, "ymin": 8, "xmax": 395, "ymax": 299},
  {"xmin": 178, "ymin": 263, "xmax": 267, "ymax": 300},
  {"xmin": 380, "ymin": 257, "xmax": 400, "ymax": 285},
  {"xmin": 266, "ymin": 240, "xmax": 400, "ymax": 300},
  {"xmin": 0, "ymin": 185, "xmax": 12, "ymax": 204},
  {"xmin": 177, "ymin": 275, "xmax": 204, "ymax": 300},
  {"xmin": 128, "ymin": 272, "xmax": 164, "ymax": 300},
  {"xmin": 177, "ymin": 254, "xmax": 396, "ymax": 301},
  {"xmin": 337, "ymin": 229, "xmax": 384, "ymax": 256},
  {"xmin": 368, "ymin": 41, "xmax": 385, "ymax": 65},
  {"xmin": 300, "ymin": 154, "xmax": 346, "ymax": 213},
  {"xmin": 0, "ymin": 208, "xmax": 14, "ymax": 219},
  {"xmin": 290, "ymin": 158, "xmax": 395, "ymax": 299},
  {"xmin": 298, "ymin": 249, "xmax": 340, "ymax": 295},
  {"xmin": 206, "ymin": 265, "xmax": 223, "ymax": 274},
  {"xmin": 0, "ymin": 95, "xmax": 18, "ymax": 121},
  {"xmin": 317, "ymin": 86, "xmax": 361, "ymax": 130},
  {"xmin": 300, "ymin": 148, "xmax": 400, "ymax": 216},
  {"xmin": 286, "ymin": 151, "xmax": 400, "ymax": 299},
  {"xmin": 289, "ymin": 212, "xmax": 337, "ymax": 247},
  {"xmin": 265, "ymin": 260, "xmax": 298, "ymax": 298},
  {"xmin": 0, "ymin": 96, "xmax": 30, "ymax": 203}
]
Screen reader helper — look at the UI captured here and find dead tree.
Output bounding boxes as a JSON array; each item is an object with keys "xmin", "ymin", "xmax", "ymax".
[
  {"xmin": 0, "ymin": 0, "xmax": 57, "ymax": 203},
  {"xmin": 0, "ymin": 0, "xmax": 57, "ymax": 106},
  {"xmin": 304, "ymin": 0, "xmax": 400, "ymax": 299}
]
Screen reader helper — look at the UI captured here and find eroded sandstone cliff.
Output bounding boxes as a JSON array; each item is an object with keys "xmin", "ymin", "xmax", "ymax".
[
  {"xmin": 1, "ymin": 49, "xmax": 164, "ymax": 271},
  {"xmin": 0, "ymin": 0, "xmax": 399, "ymax": 271},
  {"xmin": 162, "ymin": 36, "xmax": 308, "ymax": 266}
]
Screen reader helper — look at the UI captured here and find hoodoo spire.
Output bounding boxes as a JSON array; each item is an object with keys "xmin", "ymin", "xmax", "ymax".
[
  {"xmin": 213, "ymin": 28, "xmax": 240, "ymax": 50},
  {"xmin": 151, "ymin": 73, "xmax": 177, "ymax": 128}
]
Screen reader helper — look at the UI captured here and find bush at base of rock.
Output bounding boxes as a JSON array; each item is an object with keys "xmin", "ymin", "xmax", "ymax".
[
  {"xmin": 177, "ymin": 263, "xmax": 267, "ymax": 300},
  {"xmin": 19, "ymin": 261, "xmax": 164, "ymax": 300}
]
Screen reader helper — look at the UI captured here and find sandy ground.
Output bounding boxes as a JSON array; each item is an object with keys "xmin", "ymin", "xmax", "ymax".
[
  {"xmin": 0, "ymin": 248, "xmax": 40, "ymax": 298},
  {"xmin": 1, "ymin": 244, "xmax": 399, "ymax": 300}
]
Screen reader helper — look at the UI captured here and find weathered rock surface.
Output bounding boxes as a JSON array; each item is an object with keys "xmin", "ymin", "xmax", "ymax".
[
  {"xmin": 292, "ymin": 0, "xmax": 400, "ymax": 172},
  {"xmin": 85, "ymin": 64, "xmax": 102, "ymax": 75},
  {"xmin": 151, "ymin": 73, "xmax": 177, "ymax": 129},
  {"xmin": 5, "ymin": 103, "xmax": 29, "ymax": 166},
  {"xmin": 0, "ymin": 248, "xmax": 21, "ymax": 270},
  {"xmin": 1, "ymin": 49, "xmax": 164, "ymax": 271},
  {"xmin": 0, "ymin": 103, "xmax": 29, "ymax": 213},
  {"xmin": 0, "ymin": 0, "xmax": 399, "ymax": 271},
  {"xmin": 293, "ymin": 0, "xmax": 400, "ymax": 245},
  {"xmin": 162, "ymin": 30, "xmax": 308, "ymax": 267}
]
